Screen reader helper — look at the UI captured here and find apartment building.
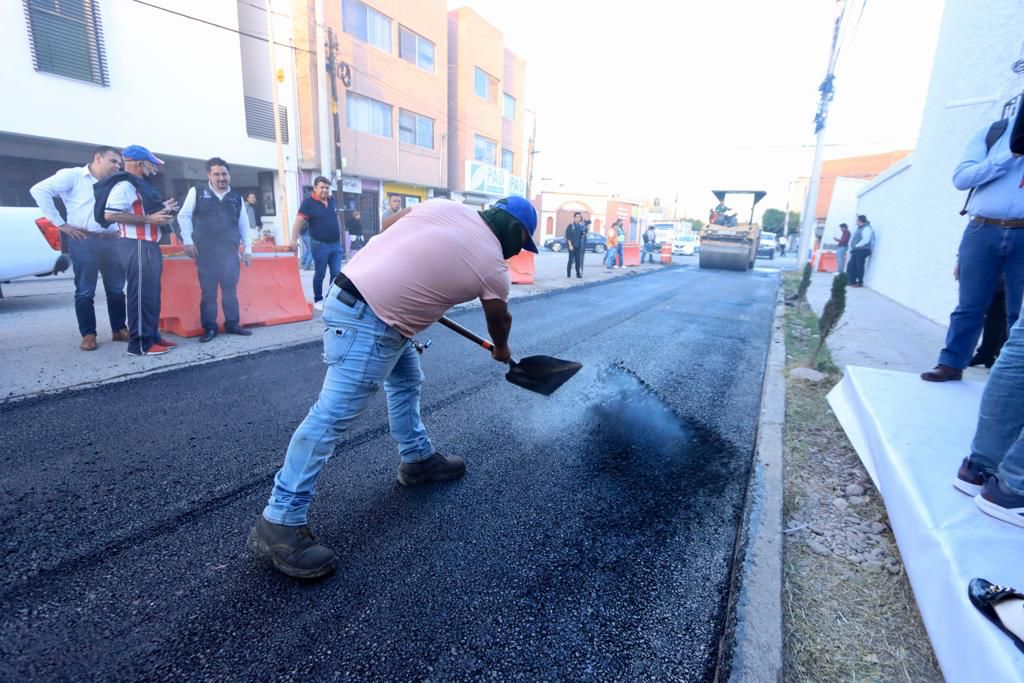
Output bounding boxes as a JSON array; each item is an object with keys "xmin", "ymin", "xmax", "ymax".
[
  {"xmin": 447, "ymin": 7, "xmax": 527, "ymax": 207},
  {"xmin": 0, "ymin": 0, "xmax": 301, "ymax": 240},
  {"xmin": 294, "ymin": 0, "xmax": 449, "ymax": 235}
]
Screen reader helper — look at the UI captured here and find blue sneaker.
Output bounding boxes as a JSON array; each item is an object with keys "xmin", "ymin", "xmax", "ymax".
[
  {"xmin": 954, "ymin": 457, "xmax": 993, "ymax": 496},
  {"xmin": 976, "ymin": 477, "xmax": 1024, "ymax": 529}
]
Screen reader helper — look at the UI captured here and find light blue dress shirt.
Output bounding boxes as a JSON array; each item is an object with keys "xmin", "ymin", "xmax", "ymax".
[{"xmin": 953, "ymin": 121, "xmax": 1024, "ymax": 220}]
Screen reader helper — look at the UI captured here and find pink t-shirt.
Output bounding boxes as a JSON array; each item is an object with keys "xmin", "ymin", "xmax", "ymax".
[{"xmin": 342, "ymin": 199, "xmax": 510, "ymax": 337}]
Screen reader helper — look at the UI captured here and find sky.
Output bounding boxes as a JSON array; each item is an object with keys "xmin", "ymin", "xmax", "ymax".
[{"xmin": 455, "ymin": 0, "xmax": 946, "ymax": 219}]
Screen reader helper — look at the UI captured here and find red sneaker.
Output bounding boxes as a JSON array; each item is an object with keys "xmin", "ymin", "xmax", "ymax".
[
  {"xmin": 155, "ymin": 337, "xmax": 178, "ymax": 348},
  {"xmin": 126, "ymin": 343, "xmax": 171, "ymax": 357}
]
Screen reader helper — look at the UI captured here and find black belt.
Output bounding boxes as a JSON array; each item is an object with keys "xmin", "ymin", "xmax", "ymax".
[{"xmin": 334, "ymin": 274, "xmax": 364, "ymax": 305}]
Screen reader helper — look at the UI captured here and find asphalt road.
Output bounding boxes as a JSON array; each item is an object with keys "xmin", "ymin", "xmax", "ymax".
[{"xmin": 0, "ymin": 264, "xmax": 779, "ymax": 681}]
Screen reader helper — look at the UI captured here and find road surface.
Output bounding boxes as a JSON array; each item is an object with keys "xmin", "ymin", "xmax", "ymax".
[{"xmin": 0, "ymin": 264, "xmax": 779, "ymax": 681}]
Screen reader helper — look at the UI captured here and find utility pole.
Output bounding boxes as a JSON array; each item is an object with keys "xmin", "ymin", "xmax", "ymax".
[
  {"xmin": 525, "ymin": 109, "xmax": 537, "ymax": 200},
  {"xmin": 325, "ymin": 28, "xmax": 344, "ymax": 180},
  {"xmin": 266, "ymin": 0, "xmax": 290, "ymax": 244},
  {"xmin": 314, "ymin": 0, "xmax": 331, "ymax": 179},
  {"xmin": 797, "ymin": 0, "xmax": 847, "ymax": 268}
]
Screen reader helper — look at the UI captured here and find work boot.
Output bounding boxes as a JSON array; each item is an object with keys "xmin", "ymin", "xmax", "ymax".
[
  {"xmin": 111, "ymin": 328, "xmax": 130, "ymax": 342},
  {"xmin": 397, "ymin": 452, "xmax": 466, "ymax": 486},
  {"xmin": 247, "ymin": 516, "xmax": 337, "ymax": 579},
  {"xmin": 920, "ymin": 364, "xmax": 963, "ymax": 382},
  {"xmin": 80, "ymin": 334, "xmax": 98, "ymax": 351}
]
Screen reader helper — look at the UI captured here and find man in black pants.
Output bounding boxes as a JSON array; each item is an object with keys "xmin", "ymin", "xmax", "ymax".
[
  {"xmin": 565, "ymin": 212, "xmax": 585, "ymax": 278},
  {"xmin": 178, "ymin": 157, "xmax": 253, "ymax": 342}
]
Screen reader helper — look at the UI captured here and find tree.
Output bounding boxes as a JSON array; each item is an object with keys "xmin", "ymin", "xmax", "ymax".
[
  {"xmin": 762, "ymin": 208, "xmax": 785, "ymax": 234},
  {"xmin": 686, "ymin": 218, "xmax": 704, "ymax": 232},
  {"xmin": 788, "ymin": 211, "xmax": 801, "ymax": 234}
]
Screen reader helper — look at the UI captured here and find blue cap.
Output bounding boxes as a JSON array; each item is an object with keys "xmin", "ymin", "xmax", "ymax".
[
  {"xmin": 121, "ymin": 145, "xmax": 163, "ymax": 165},
  {"xmin": 494, "ymin": 196, "xmax": 538, "ymax": 254}
]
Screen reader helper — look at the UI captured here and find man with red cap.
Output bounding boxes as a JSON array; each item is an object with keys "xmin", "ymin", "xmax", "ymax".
[{"xmin": 248, "ymin": 196, "xmax": 538, "ymax": 579}]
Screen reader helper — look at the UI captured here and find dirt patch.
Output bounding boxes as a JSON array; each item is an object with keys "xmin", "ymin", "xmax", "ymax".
[{"xmin": 781, "ymin": 272, "xmax": 942, "ymax": 682}]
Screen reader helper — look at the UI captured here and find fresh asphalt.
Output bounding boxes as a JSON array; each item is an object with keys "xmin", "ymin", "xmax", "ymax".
[{"xmin": 0, "ymin": 264, "xmax": 779, "ymax": 681}]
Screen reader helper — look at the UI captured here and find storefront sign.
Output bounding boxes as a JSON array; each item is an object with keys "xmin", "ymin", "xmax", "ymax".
[
  {"xmin": 341, "ymin": 177, "xmax": 362, "ymax": 194},
  {"xmin": 465, "ymin": 161, "xmax": 525, "ymax": 197}
]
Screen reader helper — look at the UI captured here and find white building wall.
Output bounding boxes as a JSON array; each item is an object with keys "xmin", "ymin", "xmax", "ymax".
[
  {"xmin": 0, "ymin": 0, "xmax": 301, "ymax": 233},
  {"xmin": 858, "ymin": 0, "xmax": 1024, "ymax": 324}
]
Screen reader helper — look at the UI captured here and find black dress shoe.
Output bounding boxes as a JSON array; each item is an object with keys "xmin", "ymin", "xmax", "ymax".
[
  {"xmin": 224, "ymin": 324, "xmax": 253, "ymax": 336},
  {"xmin": 968, "ymin": 578, "xmax": 1024, "ymax": 653},
  {"xmin": 969, "ymin": 353, "xmax": 996, "ymax": 369},
  {"xmin": 199, "ymin": 329, "xmax": 217, "ymax": 343}
]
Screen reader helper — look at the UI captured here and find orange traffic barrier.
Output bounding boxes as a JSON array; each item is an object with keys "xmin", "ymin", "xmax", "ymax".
[
  {"xmin": 661, "ymin": 242, "xmax": 673, "ymax": 264},
  {"xmin": 158, "ymin": 251, "xmax": 312, "ymax": 337},
  {"xmin": 816, "ymin": 250, "xmax": 838, "ymax": 273},
  {"xmin": 507, "ymin": 250, "xmax": 536, "ymax": 284},
  {"xmin": 622, "ymin": 243, "xmax": 641, "ymax": 267}
]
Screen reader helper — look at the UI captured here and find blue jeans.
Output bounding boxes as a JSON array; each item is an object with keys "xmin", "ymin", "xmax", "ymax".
[
  {"xmin": 938, "ymin": 222, "xmax": 1024, "ymax": 369},
  {"xmin": 311, "ymin": 239, "xmax": 343, "ymax": 302},
  {"xmin": 263, "ymin": 284, "xmax": 434, "ymax": 525},
  {"xmin": 970, "ymin": 302, "xmax": 1024, "ymax": 494},
  {"xmin": 69, "ymin": 236, "xmax": 126, "ymax": 336},
  {"xmin": 116, "ymin": 238, "xmax": 163, "ymax": 353},
  {"xmin": 643, "ymin": 243, "xmax": 656, "ymax": 263},
  {"xmin": 836, "ymin": 245, "xmax": 848, "ymax": 274},
  {"xmin": 299, "ymin": 233, "xmax": 313, "ymax": 269}
]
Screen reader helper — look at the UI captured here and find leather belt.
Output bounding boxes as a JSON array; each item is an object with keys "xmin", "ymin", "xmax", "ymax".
[
  {"xmin": 333, "ymin": 273, "xmax": 364, "ymax": 305},
  {"xmin": 970, "ymin": 215, "xmax": 1024, "ymax": 228}
]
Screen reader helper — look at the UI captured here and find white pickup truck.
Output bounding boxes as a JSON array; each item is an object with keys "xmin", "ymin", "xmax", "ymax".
[{"xmin": 0, "ymin": 207, "xmax": 70, "ymax": 295}]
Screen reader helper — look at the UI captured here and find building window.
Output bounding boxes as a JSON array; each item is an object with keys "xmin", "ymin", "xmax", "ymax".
[
  {"xmin": 342, "ymin": 0, "xmax": 391, "ymax": 52},
  {"xmin": 474, "ymin": 67, "xmax": 497, "ymax": 102},
  {"xmin": 501, "ymin": 149, "xmax": 513, "ymax": 172},
  {"xmin": 23, "ymin": 0, "xmax": 109, "ymax": 86},
  {"xmin": 399, "ymin": 110, "xmax": 434, "ymax": 148},
  {"xmin": 399, "ymin": 26, "xmax": 434, "ymax": 72},
  {"xmin": 503, "ymin": 93, "xmax": 515, "ymax": 120},
  {"xmin": 346, "ymin": 92, "xmax": 392, "ymax": 138},
  {"xmin": 474, "ymin": 135, "xmax": 497, "ymax": 166}
]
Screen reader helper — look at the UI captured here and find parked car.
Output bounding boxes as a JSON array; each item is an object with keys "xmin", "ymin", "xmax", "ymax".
[
  {"xmin": 0, "ymin": 207, "xmax": 70, "ymax": 295},
  {"xmin": 543, "ymin": 233, "xmax": 607, "ymax": 253},
  {"xmin": 757, "ymin": 233, "xmax": 778, "ymax": 259},
  {"xmin": 672, "ymin": 234, "xmax": 700, "ymax": 256}
]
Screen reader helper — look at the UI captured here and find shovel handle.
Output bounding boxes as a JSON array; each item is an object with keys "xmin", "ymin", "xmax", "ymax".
[{"xmin": 438, "ymin": 316, "xmax": 494, "ymax": 352}]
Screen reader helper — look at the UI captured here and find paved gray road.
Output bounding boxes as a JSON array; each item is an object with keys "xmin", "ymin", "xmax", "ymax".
[{"xmin": 0, "ymin": 265, "xmax": 778, "ymax": 681}]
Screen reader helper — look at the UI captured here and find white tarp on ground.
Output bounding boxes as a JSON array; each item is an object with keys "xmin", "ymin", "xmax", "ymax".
[{"xmin": 827, "ymin": 366, "xmax": 1024, "ymax": 682}]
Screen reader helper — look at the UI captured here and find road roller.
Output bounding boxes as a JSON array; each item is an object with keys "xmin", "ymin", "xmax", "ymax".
[{"xmin": 699, "ymin": 190, "xmax": 766, "ymax": 271}]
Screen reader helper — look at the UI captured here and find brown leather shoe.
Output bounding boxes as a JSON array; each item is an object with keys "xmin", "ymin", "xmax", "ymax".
[
  {"xmin": 111, "ymin": 328, "xmax": 130, "ymax": 342},
  {"xmin": 921, "ymin": 364, "xmax": 962, "ymax": 382},
  {"xmin": 80, "ymin": 334, "xmax": 98, "ymax": 351}
]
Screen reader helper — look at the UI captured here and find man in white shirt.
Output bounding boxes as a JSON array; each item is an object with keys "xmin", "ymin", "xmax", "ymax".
[
  {"xmin": 177, "ymin": 157, "xmax": 253, "ymax": 343},
  {"xmin": 30, "ymin": 146, "xmax": 128, "ymax": 351}
]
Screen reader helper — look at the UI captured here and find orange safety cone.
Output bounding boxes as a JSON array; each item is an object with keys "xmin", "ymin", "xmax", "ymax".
[
  {"xmin": 159, "ymin": 250, "xmax": 312, "ymax": 337},
  {"xmin": 507, "ymin": 250, "xmax": 536, "ymax": 284},
  {"xmin": 661, "ymin": 242, "xmax": 673, "ymax": 264}
]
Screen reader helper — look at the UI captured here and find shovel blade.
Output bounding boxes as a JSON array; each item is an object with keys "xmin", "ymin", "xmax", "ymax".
[{"xmin": 505, "ymin": 355, "xmax": 583, "ymax": 396}]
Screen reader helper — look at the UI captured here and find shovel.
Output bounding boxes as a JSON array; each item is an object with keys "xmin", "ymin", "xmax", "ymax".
[{"xmin": 438, "ymin": 317, "xmax": 582, "ymax": 396}]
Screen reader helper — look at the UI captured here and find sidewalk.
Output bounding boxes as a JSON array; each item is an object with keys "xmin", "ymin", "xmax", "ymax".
[
  {"xmin": 0, "ymin": 251, "xmax": 667, "ymax": 402},
  {"xmin": 805, "ymin": 272, "xmax": 987, "ymax": 381}
]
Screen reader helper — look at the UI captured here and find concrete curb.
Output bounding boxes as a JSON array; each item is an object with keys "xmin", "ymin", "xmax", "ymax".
[{"xmin": 720, "ymin": 284, "xmax": 786, "ymax": 682}]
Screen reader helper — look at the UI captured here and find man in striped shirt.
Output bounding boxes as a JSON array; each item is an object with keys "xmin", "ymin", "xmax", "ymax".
[{"xmin": 103, "ymin": 145, "xmax": 178, "ymax": 356}]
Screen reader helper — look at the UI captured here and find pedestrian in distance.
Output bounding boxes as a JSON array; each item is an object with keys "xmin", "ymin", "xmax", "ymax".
[
  {"xmin": 345, "ymin": 209, "xmax": 366, "ymax": 252},
  {"xmin": 291, "ymin": 176, "xmax": 343, "ymax": 312},
  {"xmin": 604, "ymin": 222, "xmax": 620, "ymax": 268},
  {"xmin": 177, "ymin": 157, "xmax": 254, "ymax": 343},
  {"xmin": 30, "ymin": 146, "xmax": 129, "ymax": 351},
  {"xmin": 642, "ymin": 224, "xmax": 657, "ymax": 263},
  {"xmin": 245, "ymin": 192, "xmax": 263, "ymax": 231},
  {"xmin": 98, "ymin": 145, "xmax": 179, "ymax": 356},
  {"xmin": 382, "ymin": 193, "xmax": 402, "ymax": 219},
  {"xmin": 248, "ymin": 196, "xmax": 539, "ymax": 579},
  {"xmin": 777, "ymin": 233, "xmax": 787, "ymax": 256},
  {"xmin": 836, "ymin": 223, "xmax": 851, "ymax": 274},
  {"xmin": 565, "ymin": 211, "xmax": 585, "ymax": 278},
  {"xmin": 922, "ymin": 116, "xmax": 1024, "ymax": 382},
  {"xmin": 846, "ymin": 215, "xmax": 873, "ymax": 287},
  {"xmin": 614, "ymin": 221, "xmax": 626, "ymax": 268}
]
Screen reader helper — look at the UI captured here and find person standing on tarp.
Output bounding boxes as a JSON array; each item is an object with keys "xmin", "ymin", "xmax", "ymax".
[
  {"xmin": 291, "ymin": 176, "xmax": 343, "ymax": 312},
  {"xmin": 565, "ymin": 212, "xmax": 585, "ymax": 279},
  {"xmin": 922, "ymin": 118, "xmax": 1024, "ymax": 383},
  {"xmin": 178, "ymin": 157, "xmax": 253, "ymax": 343},
  {"xmin": 247, "ymin": 196, "xmax": 539, "ymax": 579}
]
